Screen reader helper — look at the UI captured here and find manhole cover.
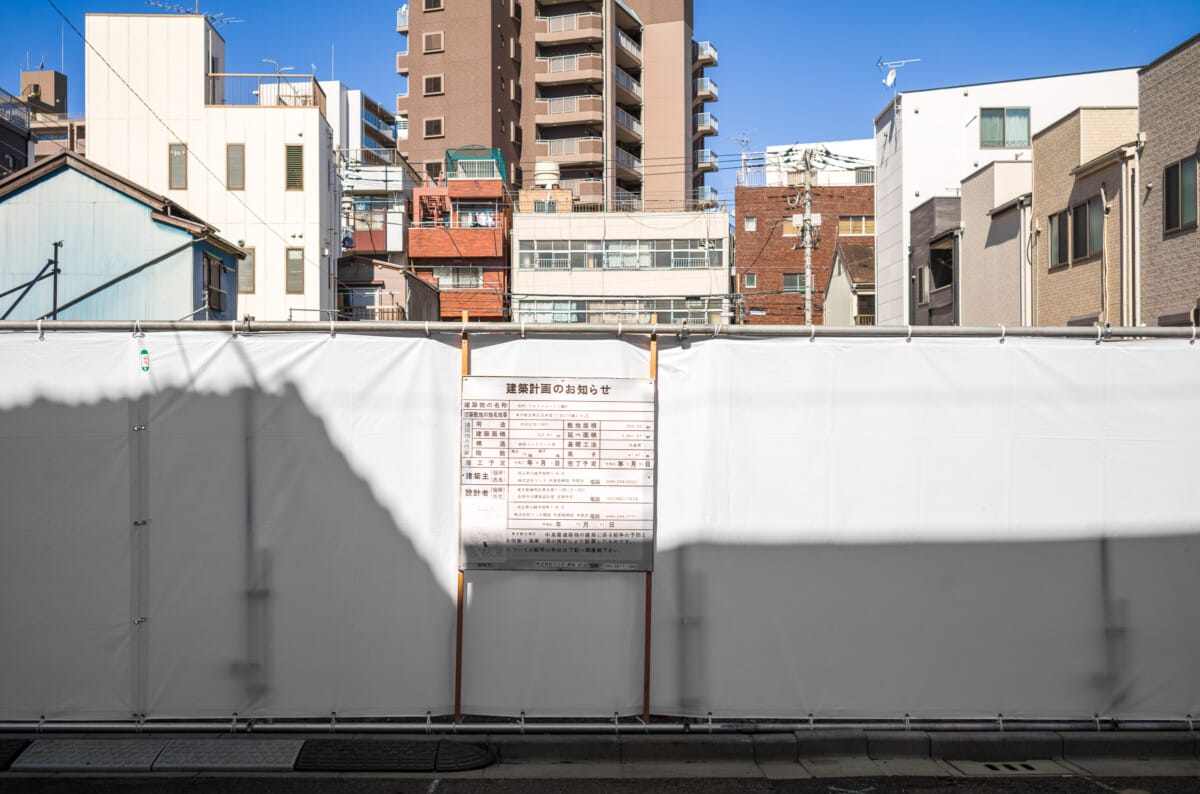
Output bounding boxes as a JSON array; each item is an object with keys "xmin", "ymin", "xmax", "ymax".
[
  {"xmin": 0, "ymin": 740, "xmax": 29, "ymax": 771},
  {"xmin": 947, "ymin": 759, "xmax": 1070, "ymax": 776}
]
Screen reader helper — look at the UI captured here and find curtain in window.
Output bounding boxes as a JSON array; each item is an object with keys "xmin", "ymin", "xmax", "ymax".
[
  {"xmin": 1004, "ymin": 108, "xmax": 1030, "ymax": 147},
  {"xmin": 980, "ymin": 109, "xmax": 1005, "ymax": 148}
]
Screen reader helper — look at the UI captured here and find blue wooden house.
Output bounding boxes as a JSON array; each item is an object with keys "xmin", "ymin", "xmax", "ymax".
[{"xmin": 0, "ymin": 151, "xmax": 243, "ymax": 321}]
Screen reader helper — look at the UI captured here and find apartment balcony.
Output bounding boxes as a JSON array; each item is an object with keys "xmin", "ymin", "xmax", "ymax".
[
  {"xmin": 694, "ymin": 77, "xmax": 718, "ymax": 103},
  {"xmin": 535, "ymin": 136, "xmax": 604, "ymax": 167},
  {"xmin": 205, "ymin": 73, "xmax": 326, "ymax": 118},
  {"xmin": 614, "ymin": 146, "xmax": 643, "ymax": 179},
  {"xmin": 534, "ymin": 94, "xmax": 603, "ymax": 128},
  {"xmin": 613, "ymin": 66, "xmax": 643, "ymax": 104},
  {"xmin": 693, "ymin": 40, "xmax": 718, "ymax": 68},
  {"xmin": 535, "ymin": 12, "xmax": 603, "ymax": 45},
  {"xmin": 535, "ymin": 53, "xmax": 604, "ymax": 86},
  {"xmin": 559, "ymin": 177, "xmax": 605, "ymax": 203},
  {"xmin": 694, "ymin": 185, "xmax": 718, "ymax": 207},
  {"xmin": 614, "ymin": 106, "xmax": 643, "ymax": 143},
  {"xmin": 615, "ymin": 29, "xmax": 643, "ymax": 69},
  {"xmin": 694, "ymin": 111, "xmax": 718, "ymax": 137},
  {"xmin": 396, "ymin": 5, "xmax": 408, "ymax": 30},
  {"xmin": 694, "ymin": 149, "xmax": 718, "ymax": 173}
]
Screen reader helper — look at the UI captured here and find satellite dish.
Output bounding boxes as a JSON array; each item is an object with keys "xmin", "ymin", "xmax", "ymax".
[{"xmin": 884, "ymin": 68, "xmax": 896, "ymax": 88}]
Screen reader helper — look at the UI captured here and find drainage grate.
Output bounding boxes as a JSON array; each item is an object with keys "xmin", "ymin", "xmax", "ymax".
[
  {"xmin": 0, "ymin": 740, "xmax": 29, "ymax": 771},
  {"xmin": 947, "ymin": 759, "xmax": 1070, "ymax": 776}
]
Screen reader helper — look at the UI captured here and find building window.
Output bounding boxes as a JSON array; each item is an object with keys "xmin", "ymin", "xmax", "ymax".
[
  {"xmin": 204, "ymin": 254, "xmax": 227, "ymax": 314},
  {"xmin": 433, "ymin": 266, "xmax": 484, "ymax": 289},
  {"xmin": 838, "ymin": 215, "xmax": 874, "ymax": 235},
  {"xmin": 783, "ymin": 273, "xmax": 804, "ymax": 293},
  {"xmin": 1048, "ymin": 211, "xmax": 1069, "ymax": 267},
  {"xmin": 423, "ymin": 0, "xmax": 443, "ymax": 10},
  {"xmin": 424, "ymin": 117, "xmax": 444, "ymax": 138},
  {"xmin": 744, "ymin": 273, "xmax": 757, "ymax": 289},
  {"xmin": 423, "ymin": 31, "xmax": 444, "ymax": 53},
  {"xmin": 226, "ymin": 143, "xmax": 244, "ymax": 190},
  {"xmin": 744, "ymin": 216, "xmax": 756, "ymax": 232},
  {"xmin": 424, "ymin": 161, "xmax": 443, "ymax": 182},
  {"xmin": 1164, "ymin": 156, "xmax": 1198, "ymax": 233},
  {"xmin": 1072, "ymin": 197, "xmax": 1103, "ymax": 261},
  {"xmin": 238, "ymin": 247, "xmax": 256, "ymax": 294},
  {"xmin": 286, "ymin": 248, "xmax": 304, "ymax": 294},
  {"xmin": 980, "ymin": 107, "xmax": 1031, "ymax": 148},
  {"xmin": 533, "ymin": 200, "xmax": 558, "ymax": 212},
  {"xmin": 918, "ymin": 266, "xmax": 931, "ymax": 303},
  {"xmin": 285, "ymin": 144, "xmax": 303, "ymax": 190},
  {"xmin": 168, "ymin": 143, "xmax": 187, "ymax": 189},
  {"xmin": 423, "ymin": 74, "xmax": 444, "ymax": 96}
]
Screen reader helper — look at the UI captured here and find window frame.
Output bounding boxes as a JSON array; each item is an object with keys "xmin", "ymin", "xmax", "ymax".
[
  {"xmin": 423, "ymin": 31, "xmax": 444, "ymax": 53},
  {"xmin": 284, "ymin": 144, "xmax": 303, "ymax": 191},
  {"xmin": 285, "ymin": 247, "xmax": 305, "ymax": 294},
  {"xmin": 423, "ymin": 0, "xmax": 444, "ymax": 11},
  {"xmin": 1048, "ymin": 210, "xmax": 1069, "ymax": 268},
  {"xmin": 423, "ymin": 117, "xmax": 445, "ymax": 139},
  {"xmin": 168, "ymin": 143, "xmax": 187, "ymax": 190},
  {"xmin": 1164, "ymin": 156, "xmax": 1198, "ymax": 234},
  {"xmin": 744, "ymin": 273, "xmax": 757, "ymax": 289},
  {"xmin": 744, "ymin": 216, "xmax": 756, "ymax": 232},
  {"xmin": 1071, "ymin": 196, "xmax": 1103, "ymax": 262},
  {"xmin": 979, "ymin": 107, "xmax": 1031, "ymax": 149},
  {"xmin": 238, "ymin": 246, "xmax": 256, "ymax": 294},
  {"xmin": 782, "ymin": 273, "xmax": 804, "ymax": 293},
  {"xmin": 423, "ymin": 74, "xmax": 444, "ymax": 96},
  {"xmin": 226, "ymin": 143, "xmax": 245, "ymax": 191},
  {"xmin": 203, "ymin": 253, "xmax": 227, "ymax": 314}
]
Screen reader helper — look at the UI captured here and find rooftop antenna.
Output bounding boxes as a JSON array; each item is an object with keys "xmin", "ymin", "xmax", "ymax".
[
  {"xmin": 145, "ymin": 1, "xmax": 244, "ymax": 26},
  {"xmin": 877, "ymin": 57, "xmax": 920, "ymax": 90},
  {"xmin": 731, "ymin": 133, "xmax": 752, "ymax": 173}
]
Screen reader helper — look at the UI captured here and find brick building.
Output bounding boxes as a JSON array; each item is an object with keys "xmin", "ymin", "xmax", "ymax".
[
  {"xmin": 734, "ymin": 150, "xmax": 874, "ymax": 324},
  {"xmin": 1139, "ymin": 33, "xmax": 1200, "ymax": 327}
]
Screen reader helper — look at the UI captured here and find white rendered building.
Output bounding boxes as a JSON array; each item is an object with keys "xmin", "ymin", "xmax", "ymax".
[
  {"xmin": 873, "ymin": 68, "xmax": 1138, "ymax": 326},
  {"xmin": 738, "ymin": 139, "xmax": 875, "ymax": 188},
  {"xmin": 85, "ymin": 14, "xmax": 340, "ymax": 321}
]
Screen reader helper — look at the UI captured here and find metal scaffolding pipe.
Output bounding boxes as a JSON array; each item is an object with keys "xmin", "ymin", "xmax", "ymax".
[{"xmin": 0, "ymin": 319, "xmax": 1196, "ymax": 340}]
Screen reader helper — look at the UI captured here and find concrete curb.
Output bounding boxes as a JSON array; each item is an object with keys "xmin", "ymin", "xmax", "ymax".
[
  {"xmin": 1062, "ymin": 732, "xmax": 1196, "ymax": 759},
  {"xmin": 794, "ymin": 730, "xmax": 868, "ymax": 758},
  {"xmin": 867, "ymin": 731, "xmax": 931, "ymax": 759},
  {"xmin": 618, "ymin": 735, "xmax": 755, "ymax": 763},
  {"xmin": 751, "ymin": 733, "xmax": 796, "ymax": 763},
  {"xmin": 486, "ymin": 734, "xmax": 619, "ymax": 763},
  {"xmin": 929, "ymin": 731, "xmax": 1063, "ymax": 761}
]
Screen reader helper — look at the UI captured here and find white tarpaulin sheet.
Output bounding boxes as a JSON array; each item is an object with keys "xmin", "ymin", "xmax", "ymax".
[{"xmin": 1, "ymin": 331, "xmax": 1198, "ymax": 720}]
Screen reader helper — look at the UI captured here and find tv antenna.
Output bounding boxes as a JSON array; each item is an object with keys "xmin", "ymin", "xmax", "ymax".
[
  {"xmin": 145, "ymin": 1, "xmax": 244, "ymax": 26},
  {"xmin": 877, "ymin": 57, "xmax": 920, "ymax": 89}
]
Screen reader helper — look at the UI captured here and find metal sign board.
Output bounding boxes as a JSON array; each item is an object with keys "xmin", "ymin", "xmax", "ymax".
[{"xmin": 460, "ymin": 376, "xmax": 656, "ymax": 571}]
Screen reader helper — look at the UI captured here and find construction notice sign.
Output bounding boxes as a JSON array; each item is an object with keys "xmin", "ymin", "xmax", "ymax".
[{"xmin": 460, "ymin": 376, "xmax": 656, "ymax": 571}]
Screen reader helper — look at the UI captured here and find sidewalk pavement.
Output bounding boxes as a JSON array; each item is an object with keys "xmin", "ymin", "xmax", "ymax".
[{"xmin": 3, "ymin": 730, "xmax": 1200, "ymax": 780}]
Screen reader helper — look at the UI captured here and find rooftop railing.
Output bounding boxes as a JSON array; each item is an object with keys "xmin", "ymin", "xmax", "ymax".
[{"xmin": 206, "ymin": 74, "xmax": 326, "ymax": 118}]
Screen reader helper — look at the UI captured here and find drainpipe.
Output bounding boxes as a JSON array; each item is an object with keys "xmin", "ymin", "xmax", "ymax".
[
  {"xmin": 1119, "ymin": 156, "xmax": 1132, "ymax": 327},
  {"xmin": 1132, "ymin": 135, "xmax": 1145, "ymax": 326},
  {"xmin": 1019, "ymin": 197, "xmax": 1032, "ymax": 326},
  {"xmin": 1099, "ymin": 183, "xmax": 1109, "ymax": 326}
]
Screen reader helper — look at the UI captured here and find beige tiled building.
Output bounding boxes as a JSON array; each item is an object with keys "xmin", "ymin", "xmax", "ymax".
[
  {"xmin": 1031, "ymin": 107, "xmax": 1139, "ymax": 326},
  {"xmin": 395, "ymin": 0, "xmax": 716, "ymax": 208},
  {"xmin": 1139, "ymin": 33, "xmax": 1200, "ymax": 327}
]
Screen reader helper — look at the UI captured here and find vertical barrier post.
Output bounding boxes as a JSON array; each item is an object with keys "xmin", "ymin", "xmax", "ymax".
[
  {"xmin": 644, "ymin": 317, "xmax": 657, "ymax": 722},
  {"xmin": 455, "ymin": 311, "xmax": 470, "ymax": 724}
]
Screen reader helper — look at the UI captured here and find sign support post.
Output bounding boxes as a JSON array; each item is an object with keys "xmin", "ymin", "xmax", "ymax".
[
  {"xmin": 643, "ymin": 319, "xmax": 657, "ymax": 722},
  {"xmin": 455, "ymin": 311, "xmax": 469, "ymax": 724}
]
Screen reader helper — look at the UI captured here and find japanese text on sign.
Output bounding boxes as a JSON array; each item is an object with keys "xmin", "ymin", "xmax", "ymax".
[{"xmin": 460, "ymin": 376, "xmax": 656, "ymax": 571}]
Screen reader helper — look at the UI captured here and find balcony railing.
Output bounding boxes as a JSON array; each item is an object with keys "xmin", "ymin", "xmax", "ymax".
[
  {"xmin": 614, "ymin": 66, "xmax": 643, "ymax": 98},
  {"xmin": 538, "ymin": 95, "xmax": 602, "ymax": 116},
  {"xmin": 694, "ymin": 185, "xmax": 718, "ymax": 204},
  {"xmin": 693, "ymin": 40, "xmax": 718, "ymax": 65},
  {"xmin": 694, "ymin": 77, "xmax": 718, "ymax": 100},
  {"xmin": 615, "ymin": 147, "xmax": 643, "ymax": 175},
  {"xmin": 0, "ymin": 89, "xmax": 31, "ymax": 131},
  {"xmin": 694, "ymin": 149, "xmax": 718, "ymax": 170},
  {"xmin": 854, "ymin": 314, "xmax": 876, "ymax": 326},
  {"xmin": 538, "ymin": 136, "xmax": 603, "ymax": 156},
  {"xmin": 558, "ymin": 177, "xmax": 604, "ymax": 200},
  {"xmin": 206, "ymin": 74, "xmax": 326, "ymax": 118},
  {"xmin": 397, "ymin": 5, "xmax": 408, "ymax": 29},
  {"xmin": 614, "ymin": 107, "xmax": 642, "ymax": 135},
  {"xmin": 338, "ymin": 147, "xmax": 408, "ymax": 167},
  {"xmin": 539, "ymin": 11, "xmax": 601, "ymax": 32},
  {"xmin": 694, "ymin": 111, "xmax": 718, "ymax": 134},
  {"xmin": 617, "ymin": 29, "xmax": 642, "ymax": 59}
]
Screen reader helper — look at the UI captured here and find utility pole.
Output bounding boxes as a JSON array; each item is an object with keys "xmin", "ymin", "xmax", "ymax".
[{"xmin": 801, "ymin": 149, "xmax": 814, "ymax": 325}]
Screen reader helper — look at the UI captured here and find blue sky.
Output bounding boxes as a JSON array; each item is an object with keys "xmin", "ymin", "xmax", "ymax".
[{"xmin": 5, "ymin": 0, "xmax": 1199, "ymax": 205}]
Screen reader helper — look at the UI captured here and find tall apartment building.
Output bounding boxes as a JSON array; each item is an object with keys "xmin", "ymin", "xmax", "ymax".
[{"xmin": 395, "ymin": 0, "xmax": 716, "ymax": 209}]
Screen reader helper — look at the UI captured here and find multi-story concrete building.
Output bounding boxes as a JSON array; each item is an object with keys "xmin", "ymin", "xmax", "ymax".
[
  {"xmin": 874, "ymin": 68, "xmax": 1139, "ymax": 326},
  {"xmin": 510, "ymin": 186, "xmax": 731, "ymax": 323},
  {"xmin": 395, "ymin": 0, "xmax": 716, "ymax": 209},
  {"xmin": 0, "ymin": 86, "xmax": 34, "ymax": 177},
  {"xmin": 734, "ymin": 142, "xmax": 874, "ymax": 324},
  {"xmin": 19, "ymin": 70, "xmax": 86, "ymax": 162},
  {"xmin": 85, "ymin": 13, "xmax": 340, "ymax": 321},
  {"xmin": 1139, "ymin": 33, "xmax": 1200, "ymax": 327},
  {"xmin": 1031, "ymin": 107, "xmax": 1139, "ymax": 327},
  {"xmin": 955, "ymin": 160, "xmax": 1032, "ymax": 326}
]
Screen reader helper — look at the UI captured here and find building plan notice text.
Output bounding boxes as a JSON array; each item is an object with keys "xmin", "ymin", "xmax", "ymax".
[{"xmin": 460, "ymin": 376, "xmax": 656, "ymax": 571}]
